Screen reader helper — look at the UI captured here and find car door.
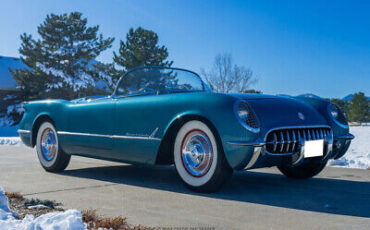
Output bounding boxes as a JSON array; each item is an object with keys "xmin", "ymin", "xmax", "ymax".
[
  {"xmin": 113, "ymin": 94, "xmax": 163, "ymax": 164},
  {"xmin": 64, "ymin": 97, "xmax": 115, "ymax": 157},
  {"xmin": 110, "ymin": 67, "xmax": 207, "ymax": 164}
]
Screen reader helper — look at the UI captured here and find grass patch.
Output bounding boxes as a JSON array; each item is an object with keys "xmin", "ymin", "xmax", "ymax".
[
  {"xmin": 6, "ymin": 194, "xmax": 64, "ymax": 219},
  {"xmin": 5, "ymin": 192, "xmax": 24, "ymax": 200},
  {"xmin": 82, "ymin": 209, "xmax": 152, "ymax": 230}
]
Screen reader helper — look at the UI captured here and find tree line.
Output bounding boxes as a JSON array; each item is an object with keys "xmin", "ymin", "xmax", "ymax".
[
  {"xmin": 10, "ymin": 12, "xmax": 256, "ymax": 102},
  {"xmin": 329, "ymin": 92, "xmax": 370, "ymax": 123},
  {"xmin": 11, "ymin": 12, "xmax": 172, "ymax": 101},
  {"xmin": 5, "ymin": 12, "xmax": 368, "ymax": 124}
]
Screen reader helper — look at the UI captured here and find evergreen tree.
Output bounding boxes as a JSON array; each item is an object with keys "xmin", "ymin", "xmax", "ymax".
[
  {"xmin": 113, "ymin": 27, "xmax": 173, "ymax": 73},
  {"xmin": 348, "ymin": 92, "xmax": 370, "ymax": 122},
  {"xmin": 11, "ymin": 12, "xmax": 114, "ymax": 100}
]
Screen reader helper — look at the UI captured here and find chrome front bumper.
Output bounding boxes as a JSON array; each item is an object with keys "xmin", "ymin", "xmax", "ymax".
[{"xmin": 227, "ymin": 132, "xmax": 354, "ymax": 169}]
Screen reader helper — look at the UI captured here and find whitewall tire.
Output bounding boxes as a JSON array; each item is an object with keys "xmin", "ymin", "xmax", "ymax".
[
  {"xmin": 174, "ymin": 120, "xmax": 232, "ymax": 193},
  {"xmin": 36, "ymin": 121, "xmax": 70, "ymax": 172}
]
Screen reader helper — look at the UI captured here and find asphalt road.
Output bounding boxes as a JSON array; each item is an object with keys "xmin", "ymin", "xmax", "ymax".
[{"xmin": 0, "ymin": 146, "xmax": 369, "ymax": 230}]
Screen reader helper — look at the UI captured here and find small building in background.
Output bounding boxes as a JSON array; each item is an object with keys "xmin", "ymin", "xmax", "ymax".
[
  {"xmin": 0, "ymin": 56, "xmax": 25, "ymax": 119},
  {"xmin": 0, "ymin": 55, "xmax": 25, "ymax": 91}
]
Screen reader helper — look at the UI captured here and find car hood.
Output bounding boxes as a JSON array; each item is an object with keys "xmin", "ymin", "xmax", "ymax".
[
  {"xmin": 227, "ymin": 93, "xmax": 291, "ymax": 100},
  {"xmin": 227, "ymin": 93, "xmax": 328, "ymax": 133}
]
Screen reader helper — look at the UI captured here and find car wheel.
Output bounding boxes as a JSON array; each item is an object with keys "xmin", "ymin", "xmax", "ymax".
[
  {"xmin": 277, "ymin": 161, "xmax": 327, "ymax": 179},
  {"xmin": 36, "ymin": 121, "xmax": 70, "ymax": 172},
  {"xmin": 174, "ymin": 120, "xmax": 232, "ymax": 193}
]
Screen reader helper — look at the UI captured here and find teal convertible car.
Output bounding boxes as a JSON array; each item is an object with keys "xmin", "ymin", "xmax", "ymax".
[{"xmin": 18, "ymin": 66, "xmax": 354, "ymax": 192}]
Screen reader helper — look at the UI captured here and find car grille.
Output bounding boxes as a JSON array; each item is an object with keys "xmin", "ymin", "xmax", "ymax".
[{"xmin": 265, "ymin": 127, "xmax": 332, "ymax": 154}]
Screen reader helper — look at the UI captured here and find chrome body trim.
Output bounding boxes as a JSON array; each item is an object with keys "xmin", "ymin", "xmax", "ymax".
[
  {"xmin": 149, "ymin": 128, "xmax": 159, "ymax": 138},
  {"xmin": 233, "ymin": 100, "xmax": 260, "ymax": 133},
  {"xmin": 337, "ymin": 133, "xmax": 355, "ymax": 140},
  {"xmin": 57, "ymin": 130, "xmax": 161, "ymax": 141},
  {"xmin": 244, "ymin": 146, "xmax": 262, "ymax": 169},
  {"xmin": 17, "ymin": 129, "xmax": 31, "ymax": 134},
  {"xmin": 227, "ymin": 139, "xmax": 265, "ymax": 147}
]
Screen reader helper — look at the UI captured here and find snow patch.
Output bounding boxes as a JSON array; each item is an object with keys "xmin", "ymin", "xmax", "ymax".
[
  {"xmin": 0, "ymin": 188, "xmax": 15, "ymax": 221},
  {"xmin": 36, "ymin": 62, "xmax": 95, "ymax": 92},
  {"xmin": 0, "ymin": 137, "xmax": 22, "ymax": 146},
  {"xmin": 0, "ymin": 188, "xmax": 86, "ymax": 230},
  {"xmin": 329, "ymin": 126, "xmax": 370, "ymax": 169},
  {"xmin": 27, "ymin": 205, "xmax": 50, "ymax": 210}
]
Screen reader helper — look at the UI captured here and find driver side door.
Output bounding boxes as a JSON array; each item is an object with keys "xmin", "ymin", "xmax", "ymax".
[{"xmin": 64, "ymin": 97, "xmax": 115, "ymax": 158}]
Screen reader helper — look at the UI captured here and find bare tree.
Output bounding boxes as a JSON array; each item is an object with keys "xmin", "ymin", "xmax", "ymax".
[{"xmin": 201, "ymin": 53, "xmax": 257, "ymax": 93}]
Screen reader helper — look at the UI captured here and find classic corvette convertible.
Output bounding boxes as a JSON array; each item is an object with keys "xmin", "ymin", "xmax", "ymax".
[{"xmin": 18, "ymin": 66, "xmax": 354, "ymax": 192}]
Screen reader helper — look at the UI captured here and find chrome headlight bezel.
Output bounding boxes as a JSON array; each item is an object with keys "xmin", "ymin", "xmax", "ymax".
[
  {"xmin": 234, "ymin": 100, "xmax": 260, "ymax": 133},
  {"xmin": 327, "ymin": 103, "xmax": 348, "ymax": 129}
]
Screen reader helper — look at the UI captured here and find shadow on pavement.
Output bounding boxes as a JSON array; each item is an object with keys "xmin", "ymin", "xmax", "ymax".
[{"xmin": 60, "ymin": 164, "xmax": 370, "ymax": 218}]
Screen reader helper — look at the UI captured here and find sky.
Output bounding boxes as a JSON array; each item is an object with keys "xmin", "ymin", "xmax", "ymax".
[{"xmin": 0, "ymin": 0, "xmax": 369, "ymax": 98}]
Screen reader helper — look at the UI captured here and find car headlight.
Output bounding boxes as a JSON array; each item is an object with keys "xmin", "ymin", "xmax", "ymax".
[
  {"xmin": 234, "ymin": 100, "xmax": 260, "ymax": 133},
  {"xmin": 328, "ymin": 103, "xmax": 348, "ymax": 128}
]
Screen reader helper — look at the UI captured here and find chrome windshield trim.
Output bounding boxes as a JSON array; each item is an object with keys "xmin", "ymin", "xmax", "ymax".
[
  {"xmin": 112, "ymin": 66, "xmax": 210, "ymax": 97},
  {"xmin": 57, "ymin": 131, "xmax": 161, "ymax": 141},
  {"xmin": 337, "ymin": 133, "xmax": 355, "ymax": 140},
  {"xmin": 17, "ymin": 129, "xmax": 31, "ymax": 134}
]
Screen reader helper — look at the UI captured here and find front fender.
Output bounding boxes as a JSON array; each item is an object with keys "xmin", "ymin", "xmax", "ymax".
[
  {"xmin": 18, "ymin": 99, "xmax": 70, "ymax": 147},
  {"xmin": 160, "ymin": 93, "xmax": 258, "ymax": 170}
]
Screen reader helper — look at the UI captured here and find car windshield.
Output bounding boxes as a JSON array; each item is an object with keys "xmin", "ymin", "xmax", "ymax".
[{"xmin": 114, "ymin": 67, "xmax": 211, "ymax": 96}]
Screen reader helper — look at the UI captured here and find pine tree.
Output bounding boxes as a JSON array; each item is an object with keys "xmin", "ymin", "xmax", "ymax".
[
  {"xmin": 348, "ymin": 92, "xmax": 370, "ymax": 122},
  {"xmin": 113, "ymin": 27, "xmax": 173, "ymax": 73},
  {"xmin": 11, "ymin": 12, "xmax": 114, "ymax": 100}
]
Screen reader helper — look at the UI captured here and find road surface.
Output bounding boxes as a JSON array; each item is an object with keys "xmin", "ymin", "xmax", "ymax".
[{"xmin": 0, "ymin": 146, "xmax": 369, "ymax": 229}]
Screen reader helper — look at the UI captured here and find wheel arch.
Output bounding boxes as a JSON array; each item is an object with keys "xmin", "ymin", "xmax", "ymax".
[
  {"xmin": 155, "ymin": 113, "xmax": 224, "ymax": 165},
  {"xmin": 31, "ymin": 113, "xmax": 55, "ymax": 147}
]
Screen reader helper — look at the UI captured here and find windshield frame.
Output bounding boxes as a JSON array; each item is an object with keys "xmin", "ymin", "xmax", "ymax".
[{"xmin": 111, "ymin": 66, "xmax": 211, "ymax": 97}]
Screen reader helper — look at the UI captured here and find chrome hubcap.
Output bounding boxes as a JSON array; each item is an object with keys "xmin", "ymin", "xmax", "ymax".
[
  {"xmin": 181, "ymin": 130, "xmax": 213, "ymax": 177},
  {"xmin": 40, "ymin": 128, "xmax": 57, "ymax": 161}
]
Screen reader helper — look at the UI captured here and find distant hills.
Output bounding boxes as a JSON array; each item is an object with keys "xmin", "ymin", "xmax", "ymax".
[
  {"xmin": 298, "ymin": 93, "xmax": 369, "ymax": 101},
  {"xmin": 342, "ymin": 94, "xmax": 370, "ymax": 101}
]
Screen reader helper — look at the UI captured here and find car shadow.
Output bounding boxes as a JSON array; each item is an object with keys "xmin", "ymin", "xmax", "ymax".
[{"xmin": 59, "ymin": 164, "xmax": 370, "ymax": 218}]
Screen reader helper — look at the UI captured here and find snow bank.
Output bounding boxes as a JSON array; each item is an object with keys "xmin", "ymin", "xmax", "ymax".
[
  {"xmin": 329, "ymin": 126, "xmax": 370, "ymax": 169},
  {"xmin": 0, "ymin": 188, "xmax": 15, "ymax": 221},
  {"xmin": 0, "ymin": 137, "xmax": 22, "ymax": 146},
  {"xmin": 0, "ymin": 188, "xmax": 86, "ymax": 230}
]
